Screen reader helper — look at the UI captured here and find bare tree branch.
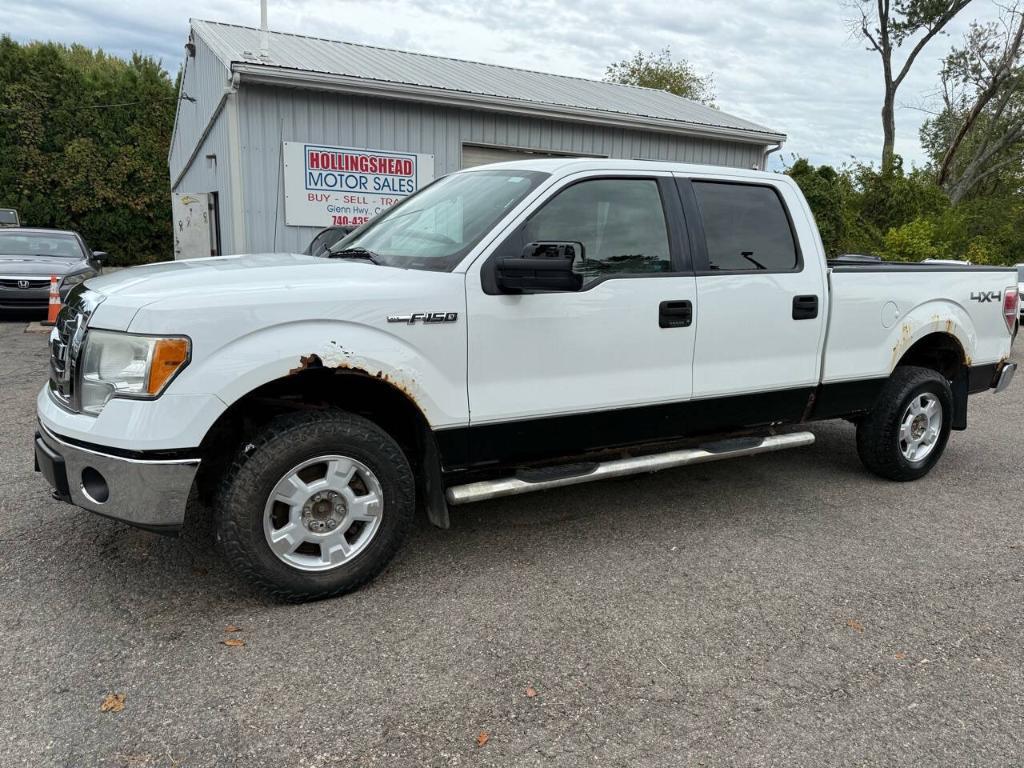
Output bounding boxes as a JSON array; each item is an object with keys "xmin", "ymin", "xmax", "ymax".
[
  {"xmin": 894, "ymin": 2, "xmax": 975, "ymax": 89},
  {"xmin": 938, "ymin": 10, "xmax": 1024, "ymax": 185}
]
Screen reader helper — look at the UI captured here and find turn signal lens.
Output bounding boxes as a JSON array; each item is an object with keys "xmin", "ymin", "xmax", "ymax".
[
  {"xmin": 147, "ymin": 338, "xmax": 190, "ymax": 394},
  {"xmin": 1004, "ymin": 287, "xmax": 1019, "ymax": 335}
]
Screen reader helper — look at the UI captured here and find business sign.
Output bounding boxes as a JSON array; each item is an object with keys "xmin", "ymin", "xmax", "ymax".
[{"xmin": 283, "ymin": 142, "xmax": 434, "ymax": 228}]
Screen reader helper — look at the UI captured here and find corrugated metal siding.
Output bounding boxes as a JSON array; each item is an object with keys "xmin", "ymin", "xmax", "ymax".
[
  {"xmin": 194, "ymin": 20, "xmax": 781, "ymax": 140},
  {"xmin": 236, "ymin": 85, "xmax": 766, "ymax": 254},
  {"xmin": 174, "ymin": 115, "xmax": 238, "ymax": 254},
  {"xmin": 169, "ymin": 36, "xmax": 232, "ymax": 183}
]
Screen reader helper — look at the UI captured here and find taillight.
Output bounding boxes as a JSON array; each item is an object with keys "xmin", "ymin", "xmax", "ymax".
[{"xmin": 1004, "ymin": 287, "xmax": 1019, "ymax": 334}]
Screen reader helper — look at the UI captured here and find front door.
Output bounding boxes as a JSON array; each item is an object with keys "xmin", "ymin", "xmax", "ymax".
[{"xmin": 463, "ymin": 173, "xmax": 697, "ymax": 466}]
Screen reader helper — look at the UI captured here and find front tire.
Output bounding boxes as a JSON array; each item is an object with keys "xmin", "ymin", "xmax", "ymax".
[
  {"xmin": 856, "ymin": 366, "xmax": 953, "ymax": 482},
  {"xmin": 215, "ymin": 410, "xmax": 415, "ymax": 601}
]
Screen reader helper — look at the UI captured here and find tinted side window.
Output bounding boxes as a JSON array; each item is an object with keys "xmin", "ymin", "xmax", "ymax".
[
  {"xmin": 693, "ymin": 182, "xmax": 798, "ymax": 272},
  {"xmin": 523, "ymin": 179, "xmax": 671, "ymax": 283}
]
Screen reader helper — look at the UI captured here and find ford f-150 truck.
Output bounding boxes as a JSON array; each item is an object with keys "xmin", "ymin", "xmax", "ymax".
[{"xmin": 35, "ymin": 159, "xmax": 1019, "ymax": 601}]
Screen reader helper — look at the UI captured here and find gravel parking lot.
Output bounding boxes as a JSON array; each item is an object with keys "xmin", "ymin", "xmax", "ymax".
[{"xmin": 1, "ymin": 314, "xmax": 1022, "ymax": 767}]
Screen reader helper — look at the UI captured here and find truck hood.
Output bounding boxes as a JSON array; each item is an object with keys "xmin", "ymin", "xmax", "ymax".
[
  {"xmin": 84, "ymin": 253, "xmax": 462, "ymax": 331},
  {"xmin": 87, "ymin": 253, "xmax": 334, "ymax": 299}
]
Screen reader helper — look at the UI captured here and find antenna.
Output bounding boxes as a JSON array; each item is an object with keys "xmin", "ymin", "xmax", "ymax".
[{"xmin": 259, "ymin": 0, "xmax": 269, "ymax": 59}]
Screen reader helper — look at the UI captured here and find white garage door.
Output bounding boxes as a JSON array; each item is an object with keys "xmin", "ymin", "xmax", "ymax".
[{"xmin": 461, "ymin": 144, "xmax": 592, "ymax": 169}]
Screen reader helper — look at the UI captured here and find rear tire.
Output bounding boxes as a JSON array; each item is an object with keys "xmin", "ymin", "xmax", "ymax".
[
  {"xmin": 856, "ymin": 366, "xmax": 953, "ymax": 482},
  {"xmin": 215, "ymin": 409, "xmax": 415, "ymax": 602}
]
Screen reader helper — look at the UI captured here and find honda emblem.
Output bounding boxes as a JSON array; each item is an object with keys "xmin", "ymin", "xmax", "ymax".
[{"xmin": 17, "ymin": 280, "xmax": 29, "ymax": 289}]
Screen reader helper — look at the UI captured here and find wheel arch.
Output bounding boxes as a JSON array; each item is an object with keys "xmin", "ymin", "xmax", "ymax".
[
  {"xmin": 893, "ymin": 331, "xmax": 971, "ymax": 430},
  {"xmin": 195, "ymin": 364, "xmax": 451, "ymax": 528},
  {"xmin": 887, "ymin": 301, "xmax": 976, "ymax": 378},
  {"xmin": 894, "ymin": 331, "xmax": 968, "ymax": 380}
]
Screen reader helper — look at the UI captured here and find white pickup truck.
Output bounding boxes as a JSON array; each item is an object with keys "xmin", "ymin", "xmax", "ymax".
[{"xmin": 35, "ymin": 159, "xmax": 1019, "ymax": 600}]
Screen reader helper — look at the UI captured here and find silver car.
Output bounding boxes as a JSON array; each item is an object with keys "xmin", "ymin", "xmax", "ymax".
[{"xmin": 0, "ymin": 228, "xmax": 105, "ymax": 313}]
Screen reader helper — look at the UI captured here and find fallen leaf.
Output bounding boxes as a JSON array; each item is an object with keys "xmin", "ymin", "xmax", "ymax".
[
  {"xmin": 525, "ymin": 686, "xmax": 538, "ymax": 698},
  {"xmin": 894, "ymin": 652, "xmax": 907, "ymax": 660},
  {"xmin": 224, "ymin": 625, "xmax": 242, "ymax": 633},
  {"xmin": 476, "ymin": 731, "xmax": 489, "ymax": 748},
  {"xmin": 221, "ymin": 638, "xmax": 245, "ymax": 648},
  {"xmin": 100, "ymin": 693, "xmax": 126, "ymax": 713},
  {"xmin": 846, "ymin": 619, "xmax": 864, "ymax": 633}
]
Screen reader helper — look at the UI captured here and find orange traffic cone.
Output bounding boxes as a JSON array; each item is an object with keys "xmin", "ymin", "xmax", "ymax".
[{"xmin": 43, "ymin": 275, "xmax": 61, "ymax": 326}]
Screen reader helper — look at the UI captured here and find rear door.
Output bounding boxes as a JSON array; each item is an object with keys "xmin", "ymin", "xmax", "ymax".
[
  {"xmin": 676, "ymin": 176, "xmax": 827, "ymax": 404},
  {"xmin": 462, "ymin": 171, "xmax": 697, "ymax": 465}
]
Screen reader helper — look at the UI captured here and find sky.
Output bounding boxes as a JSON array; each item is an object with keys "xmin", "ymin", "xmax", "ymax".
[{"xmin": 4, "ymin": 0, "xmax": 1000, "ymax": 170}]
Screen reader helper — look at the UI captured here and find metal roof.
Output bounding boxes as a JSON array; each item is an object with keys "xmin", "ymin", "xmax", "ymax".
[{"xmin": 191, "ymin": 19, "xmax": 785, "ymax": 144}]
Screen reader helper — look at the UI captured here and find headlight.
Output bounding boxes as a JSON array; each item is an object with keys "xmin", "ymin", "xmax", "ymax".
[
  {"xmin": 79, "ymin": 331, "xmax": 191, "ymax": 415},
  {"xmin": 60, "ymin": 272, "xmax": 92, "ymax": 290}
]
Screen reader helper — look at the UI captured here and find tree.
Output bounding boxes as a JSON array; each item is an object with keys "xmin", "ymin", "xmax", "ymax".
[
  {"xmin": 922, "ymin": 6, "xmax": 1024, "ymax": 202},
  {"xmin": 604, "ymin": 47, "xmax": 715, "ymax": 105},
  {"xmin": 853, "ymin": 0, "xmax": 975, "ymax": 171},
  {"xmin": 0, "ymin": 38, "xmax": 177, "ymax": 264},
  {"xmin": 786, "ymin": 159, "xmax": 849, "ymax": 255}
]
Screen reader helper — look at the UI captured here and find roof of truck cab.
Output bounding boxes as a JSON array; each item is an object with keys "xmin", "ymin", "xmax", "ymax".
[{"xmin": 458, "ymin": 157, "xmax": 785, "ymax": 180}]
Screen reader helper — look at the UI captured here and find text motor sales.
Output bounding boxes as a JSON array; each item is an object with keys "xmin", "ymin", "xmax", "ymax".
[
  {"xmin": 283, "ymin": 143, "xmax": 434, "ymax": 228},
  {"xmin": 306, "ymin": 149, "xmax": 417, "ymax": 194}
]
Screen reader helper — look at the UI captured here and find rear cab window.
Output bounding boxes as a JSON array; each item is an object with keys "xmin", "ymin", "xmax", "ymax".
[{"xmin": 687, "ymin": 181, "xmax": 800, "ymax": 274}]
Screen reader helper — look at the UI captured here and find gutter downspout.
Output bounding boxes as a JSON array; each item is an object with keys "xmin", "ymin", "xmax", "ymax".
[
  {"xmin": 761, "ymin": 142, "xmax": 783, "ymax": 171},
  {"xmin": 226, "ymin": 71, "xmax": 246, "ymax": 254}
]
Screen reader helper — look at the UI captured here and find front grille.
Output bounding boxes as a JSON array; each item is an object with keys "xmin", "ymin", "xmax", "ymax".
[
  {"xmin": 0, "ymin": 277, "xmax": 50, "ymax": 289},
  {"xmin": 48, "ymin": 286, "xmax": 101, "ymax": 412},
  {"xmin": 0, "ymin": 297, "xmax": 47, "ymax": 307}
]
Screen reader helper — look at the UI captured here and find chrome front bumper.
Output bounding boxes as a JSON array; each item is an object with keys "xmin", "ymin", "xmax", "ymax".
[{"xmin": 34, "ymin": 423, "xmax": 200, "ymax": 534}]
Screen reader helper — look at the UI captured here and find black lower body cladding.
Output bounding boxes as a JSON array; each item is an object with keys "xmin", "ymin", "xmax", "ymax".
[{"xmin": 433, "ymin": 364, "xmax": 1007, "ymax": 473}]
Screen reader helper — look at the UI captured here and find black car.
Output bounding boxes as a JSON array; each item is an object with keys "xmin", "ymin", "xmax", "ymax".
[
  {"xmin": 0, "ymin": 228, "xmax": 106, "ymax": 312},
  {"xmin": 305, "ymin": 225, "xmax": 354, "ymax": 257}
]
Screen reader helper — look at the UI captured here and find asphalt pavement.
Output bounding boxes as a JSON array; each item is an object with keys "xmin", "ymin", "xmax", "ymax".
[{"xmin": 1, "ymin": 313, "xmax": 1022, "ymax": 767}]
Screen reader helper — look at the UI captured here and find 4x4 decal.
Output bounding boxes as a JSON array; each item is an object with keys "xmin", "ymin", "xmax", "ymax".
[{"xmin": 971, "ymin": 291, "xmax": 1001, "ymax": 303}]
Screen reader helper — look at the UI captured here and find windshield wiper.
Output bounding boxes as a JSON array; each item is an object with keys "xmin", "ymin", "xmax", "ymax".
[
  {"xmin": 740, "ymin": 251, "xmax": 767, "ymax": 270},
  {"xmin": 328, "ymin": 247, "xmax": 381, "ymax": 264}
]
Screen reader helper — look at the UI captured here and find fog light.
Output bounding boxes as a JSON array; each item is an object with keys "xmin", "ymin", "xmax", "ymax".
[{"xmin": 81, "ymin": 467, "xmax": 109, "ymax": 504}]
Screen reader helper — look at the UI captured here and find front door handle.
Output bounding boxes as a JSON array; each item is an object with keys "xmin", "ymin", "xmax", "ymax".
[
  {"xmin": 659, "ymin": 300, "xmax": 693, "ymax": 328},
  {"xmin": 792, "ymin": 295, "xmax": 819, "ymax": 320}
]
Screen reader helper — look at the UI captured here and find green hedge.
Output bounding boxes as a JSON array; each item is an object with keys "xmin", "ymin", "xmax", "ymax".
[
  {"xmin": 787, "ymin": 157, "xmax": 1023, "ymax": 266},
  {"xmin": 0, "ymin": 37, "xmax": 176, "ymax": 266}
]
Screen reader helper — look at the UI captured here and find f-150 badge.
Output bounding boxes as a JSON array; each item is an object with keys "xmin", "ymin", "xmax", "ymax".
[{"xmin": 387, "ymin": 312, "xmax": 458, "ymax": 324}]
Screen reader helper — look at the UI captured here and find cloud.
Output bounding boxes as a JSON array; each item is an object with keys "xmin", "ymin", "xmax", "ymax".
[{"xmin": 4, "ymin": 0, "xmax": 995, "ymax": 167}]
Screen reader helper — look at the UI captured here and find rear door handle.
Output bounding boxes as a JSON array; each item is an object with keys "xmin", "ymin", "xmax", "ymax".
[
  {"xmin": 792, "ymin": 295, "xmax": 819, "ymax": 320},
  {"xmin": 659, "ymin": 300, "xmax": 693, "ymax": 328}
]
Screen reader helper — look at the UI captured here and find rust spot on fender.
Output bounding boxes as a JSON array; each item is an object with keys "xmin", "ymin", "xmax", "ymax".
[
  {"xmin": 288, "ymin": 353, "xmax": 323, "ymax": 375},
  {"xmin": 289, "ymin": 353, "xmax": 422, "ymax": 408}
]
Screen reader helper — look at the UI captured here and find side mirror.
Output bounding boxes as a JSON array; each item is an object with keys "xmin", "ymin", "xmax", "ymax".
[
  {"xmin": 92, "ymin": 251, "xmax": 108, "ymax": 263},
  {"xmin": 496, "ymin": 241, "xmax": 584, "ymax": 294}
]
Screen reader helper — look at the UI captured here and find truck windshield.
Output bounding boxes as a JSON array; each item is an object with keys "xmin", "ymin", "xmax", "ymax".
[{"xmin": 329, "ymin": 170, "xmax": 548, "ymax": 271}]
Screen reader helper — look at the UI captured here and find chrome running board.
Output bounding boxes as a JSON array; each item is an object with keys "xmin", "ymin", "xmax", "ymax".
[{"xmin": 445, "ymin": 431, "xmax": 816, "ymax": 505}]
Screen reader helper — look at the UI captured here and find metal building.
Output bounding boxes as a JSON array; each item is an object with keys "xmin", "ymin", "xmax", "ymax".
[{"xmin": 169, "ymin": 19, "xmax": 786, "ymax": 258}]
